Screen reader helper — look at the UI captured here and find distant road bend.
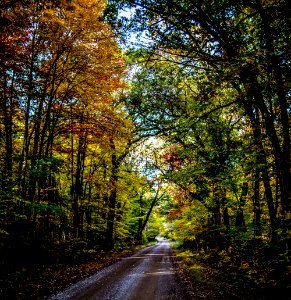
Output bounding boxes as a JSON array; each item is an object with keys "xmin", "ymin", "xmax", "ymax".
[{"xmin": 49, "ymin": 240, "xmax": 190, "ymax": 300}]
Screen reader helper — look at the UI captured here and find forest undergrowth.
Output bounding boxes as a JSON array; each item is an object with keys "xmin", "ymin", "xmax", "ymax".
[
  {"xmin": 0, "ymin": 243, "xmax": 142, "ymax": 300},
  {"xmin": 172, "ymin": 239, "xmax": 290, "ymax": 300}
]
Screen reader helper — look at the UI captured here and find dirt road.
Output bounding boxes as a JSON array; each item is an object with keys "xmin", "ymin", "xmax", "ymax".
[{"xmin": 49, "ymin": 240, "xmax": 190, "ymax": 300}]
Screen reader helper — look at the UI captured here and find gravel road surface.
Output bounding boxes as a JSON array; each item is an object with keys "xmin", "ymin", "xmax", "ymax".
[{"xmin": 49, "ymin": 240, "xmax": 190, "ymax": 300}]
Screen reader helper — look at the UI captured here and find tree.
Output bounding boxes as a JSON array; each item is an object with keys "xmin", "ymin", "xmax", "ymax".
[
  {"xmin": 108, "ymin": 0, "xmax": 290, "ymax": 245},
  {"xmin": 0, "ymin": 0, "xmax": 138, "ymax": 259}
]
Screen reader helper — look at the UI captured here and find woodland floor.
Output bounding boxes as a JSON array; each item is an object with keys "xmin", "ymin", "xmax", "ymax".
[
  {"xmin": 0, "ymin": 243, "xmax": 290, "ymax": 300},
  {"xmin": 172, "ymin": 248, "xmax": 290, "ymax": 300},
  {"xmin": 0, "ymin": 249, "xmax": 137, "ymax": 300}
]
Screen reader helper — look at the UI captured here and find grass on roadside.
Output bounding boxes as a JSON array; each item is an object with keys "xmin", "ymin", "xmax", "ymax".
[{"xmin": 170, "ymin": 241, "xmax": 289, "ymax": 300}]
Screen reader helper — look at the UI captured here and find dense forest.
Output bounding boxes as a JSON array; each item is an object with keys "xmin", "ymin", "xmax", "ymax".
[{"xmin": 0, "ymin": 0, "xmax": 290, "ymax": 298}]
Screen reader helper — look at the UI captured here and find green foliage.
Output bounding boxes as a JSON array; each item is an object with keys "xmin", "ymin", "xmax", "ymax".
[
  {"xmin": 30, "ymin": 157, "xmax": 63, "ymax": 179},
  {"xmin": 0, "ymin": 5, "xmax": 290, "ymax": 298},
  {"xmin": 146, "ymin": 212, "xmax": 164, "ymax": 241}
]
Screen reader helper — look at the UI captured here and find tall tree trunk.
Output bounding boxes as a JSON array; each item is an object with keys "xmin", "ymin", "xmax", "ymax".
[
  {"xmin": 136, "ymin": 189, "xmax": 165, "ymax": 242},
  {"xmin": 244, "ymin": 100, "xmax": 278, "ymax": 242},
  {"xmin": 235, "ymin": 182, "xmax": 248, "ymax": 227},
  {"xmin": 221, "ymin": 189, "xmax": 229, "ymax": 226},
  {"xmin": 19, "ymin": 30, "xmax": 37, "ymax": 197},
  {"xmin": 136, "ymin": 194, "xmax": 144, "ymax": 242},
  {"xmin": 105, "ymin": 139, "xmax": 131, "ymax": 249},
  {"xmin": 72, "ymin": 132, "xmax": 87, "ymax": 238},
  {"xmin": 253, "ymin": 168, "xmax": 261, "ymax": 237},
  {"xmin": 105, "ymin": 139, "xmax": 118, "ymax": 250},
  {"xmin": 1, "ymin": 71, "xmax": 14, "ymax": 190},
  {"xmin": 255, "ymin": 0, "xmax": 290, "ymax": 216},
  {"xmin": 212, "ymin": 180, "xmax": 221, "ymax": 225},
  {"xmin": 240, "ymin": 66, "xmax": 289, "ymax": 220}
]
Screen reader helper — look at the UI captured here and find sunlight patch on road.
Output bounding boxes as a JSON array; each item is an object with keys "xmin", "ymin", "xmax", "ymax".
[{"xmin": 144, "ymin": 270, "xmax": 175, "ymax": 275}]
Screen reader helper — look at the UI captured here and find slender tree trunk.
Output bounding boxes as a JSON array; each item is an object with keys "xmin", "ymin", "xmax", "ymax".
[
  {"xmin": 18, "ymin": 31, "xmax": 37, "ymax": 197},
  {"xmin": 235, "ymin": 182, "xmax": 248, "ymax": 227},
  {"xmin": 105, "ymin": 182, "xmax": 117, "ymax": 249},
  {"xmin": 244, "ymin": 101, "xmax": 278, "ymax": 242},
  {"xmin": 221, "ymin": 189, "xmax": 229, "ymax": 226},
  {"xmin": 136, "ymin": 189, "xmax": 165, "ymax": 242},
  {"xmin": 241, "ymin": 66, "xmax": 289, "ymax": 220},
  {"xmin": 105, "ymin": 139, "xmax": 131, "ymax": 249},
  {"xmin": 136, "ymin": 194, "xmax": 144, "ymax": 242},
  {"xmin": 255, "ymin": 0, "xmax": 290, "ymax": 216},
  {"xmin": 1, "ymin": 71, "xmax": 14, "ymax": 190},
  {"xmin": 212, "ymin": 181, "xmax": 221, "ymax": 225},
  {"xmin": 105, "ymin": 139, "xmax": 118, "ymax": 250},
  {"xmin": 253, "ymin": 168, "xmax": 261, "ymax": 237},
  {"xmin": 72, "ymin": 132, "xmax": 87, "ymax": 238}
]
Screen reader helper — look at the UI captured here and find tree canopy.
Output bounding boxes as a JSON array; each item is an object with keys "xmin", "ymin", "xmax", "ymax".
[{"xmin": 0, "ymin": 0, "xmax": 290, "ymax": 297}]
